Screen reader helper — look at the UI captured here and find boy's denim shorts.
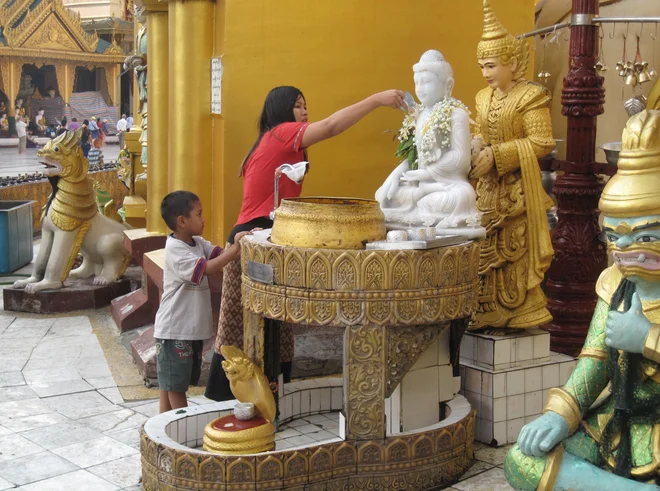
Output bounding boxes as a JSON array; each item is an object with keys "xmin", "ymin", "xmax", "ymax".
[{"xmin": 155, "ymin": 339, "xmax": 203, "ymax": 393}]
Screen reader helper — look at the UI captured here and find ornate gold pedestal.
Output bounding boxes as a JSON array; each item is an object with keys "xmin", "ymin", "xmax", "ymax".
[{"xmin": 238, "ymin": 222, "xmax": 479, "ymax": 489}]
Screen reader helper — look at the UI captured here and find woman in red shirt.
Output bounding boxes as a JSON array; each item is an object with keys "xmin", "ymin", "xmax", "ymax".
[{"xmin": 206, "ymin": 86, "xmax": 404, "ymax": 403}]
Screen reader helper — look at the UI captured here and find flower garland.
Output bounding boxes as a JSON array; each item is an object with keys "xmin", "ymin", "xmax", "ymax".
[{"xmin": 395, "ymin": 98, "xmax": 469, "ymax": 170}]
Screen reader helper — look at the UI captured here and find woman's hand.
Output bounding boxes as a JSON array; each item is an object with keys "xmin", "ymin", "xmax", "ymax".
[
  {"xmin": 469, "ymin": 147, "xmax": 495, "ymax": 179},
  {"xmin": 371, "ymin": 90, "xmax": 406, "ymax": 110}
]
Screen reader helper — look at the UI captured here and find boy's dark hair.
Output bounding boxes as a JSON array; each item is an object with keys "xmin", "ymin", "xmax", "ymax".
[{"xmin": 160, "ymin": 191, "xmax": 200, "ymax": 230}]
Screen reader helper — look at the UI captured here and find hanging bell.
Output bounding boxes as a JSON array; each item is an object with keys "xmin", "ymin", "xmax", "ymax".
[
  {"xmin": 595, "ymin": 60, "xmax": 609, "ymax": 73},
  {"xmin": 650, "ymin": 67, "xmax": 658, "ymax": 78},
  {"xmin": 625, "ymin": 70, "xmax": 638, "ymax": 86},
  {"xmin": 638, "ymin": 69, "xmax": 652, "ymax": 84}
]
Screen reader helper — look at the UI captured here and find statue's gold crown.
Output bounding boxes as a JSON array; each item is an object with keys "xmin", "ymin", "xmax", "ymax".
[
  {"xmin": 600, "ymin": 110, "xmax": 660, "ymax": 218},
  {"xmin": 477, "ymin": 0, "xmax": 529, "ymax": 78}
]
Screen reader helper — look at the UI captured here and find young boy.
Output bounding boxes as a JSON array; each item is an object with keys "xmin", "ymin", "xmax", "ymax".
[
  {"xmin": 155, "ymin": 191, "xmax": 250, "ymax": 413},
  {"xmin": 87, "ymin": 139, "xmax": 104, "ymax": 168}
]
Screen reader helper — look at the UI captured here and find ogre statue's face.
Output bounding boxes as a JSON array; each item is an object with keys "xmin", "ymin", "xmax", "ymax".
[
  {"xmin": 37, "ymin": 130, "xmax": 85, "ymax": 179},
  {"xmin": 604, "ymin": 215, "xmax": 660, "ymax": 282}
]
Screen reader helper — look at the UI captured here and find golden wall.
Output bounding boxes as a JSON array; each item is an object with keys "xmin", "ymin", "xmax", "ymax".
[{"xmin": 211, "ymin": 0, "xmax": 535, "ymax": 243}]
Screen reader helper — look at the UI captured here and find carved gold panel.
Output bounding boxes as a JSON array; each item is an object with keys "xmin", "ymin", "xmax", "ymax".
[
  {"xmin": 309, "ymin": 294, "xmax": 336, "ymax": 326},
  {"xmin": 283, "ymin": 449, "xmax": 309, "ymax": 488},
  {"xmin": 385, "ymin": 324, "xmax": 443, "ymax": 397},
  {"xmin": 226, "ymin": 456, "xmax": 256, "ymax": 491},
  {"xmin": 366, "ymin": 298, "xmax": 392, "ymax": 325},
  {"xmin": 391, "ymin": 252, "xmax": 413, "ymax": 290},
  {"xmin": 175, "ymin": 453, "xmax": 199, "ymax": 482},
  {"xmin": 198, "ymin": 456, "xmax": 225, "ymax": 483},
  {"xmin": 356, "ymin": 441, "xmax": 385, "ymax": 473},
  {"xmin": 265, "ymin": 248, "xmax": 283, "ymax": 284},
  {"xmin": 332, "ymin": 442, "xmax": 357, "ymax": 478},
  {"xmin": 284, "ymin": 250, "xmax": 305, "ymax": 288},
  {"xmin": 308, "ymin": 446, "xmax": 333, "ymax": 483},
  {"xmin": 307, "ymin": 251, "xmax": 332, "ymax": 290},
  {"xmin": 333, "ymin": 252, "xmax": 360, "ymax": 291},
  {"xmin": 256, "ymin": 454, "xmax": 283, "ymax": 490},
  {"xmin": 361, "ymin": 253, "xmax": 389, "ymax": 290}
]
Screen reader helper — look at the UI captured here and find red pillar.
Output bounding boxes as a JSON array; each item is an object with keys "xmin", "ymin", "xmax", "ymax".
[{"xmin": 544, "ymin": 0, "xmax": 607, "ymax": 356}]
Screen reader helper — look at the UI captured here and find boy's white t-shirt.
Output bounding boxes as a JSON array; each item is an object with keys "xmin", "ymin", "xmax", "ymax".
[{"xmin": 154, "ymin": 235, "xmax": 222, "ymax": 340}]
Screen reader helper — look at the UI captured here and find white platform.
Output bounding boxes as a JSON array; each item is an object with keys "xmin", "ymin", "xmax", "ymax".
[
  {"xmin": 385, "ymin": 326, "xmax": 459, "ymax": 435},
  {"xmin": 459, "ymin": 330, "xmax": 576, "ymax": 446}
]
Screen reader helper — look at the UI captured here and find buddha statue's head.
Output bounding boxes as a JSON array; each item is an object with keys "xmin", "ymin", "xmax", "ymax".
[
  {"xmin": 477, "ymin": 0, "xmax": 529, "ymax": 92},
  {"xmin": 413, "ymin": 50, "xmax": 454, "ymax": 108},
  {"xmin": 601, "ymin": 110, "xmax": 660, "ymax": 283}
]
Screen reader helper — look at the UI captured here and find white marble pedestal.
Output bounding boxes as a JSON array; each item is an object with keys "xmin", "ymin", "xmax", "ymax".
[{"xmin": 459, "ymin": 329, "xmax": 576, "ymax": 446}]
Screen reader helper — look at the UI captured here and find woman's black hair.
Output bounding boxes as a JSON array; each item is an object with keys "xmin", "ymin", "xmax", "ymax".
[{"xmin": 240, "ymin": 86, "xmax": 304, "ymax": 177}]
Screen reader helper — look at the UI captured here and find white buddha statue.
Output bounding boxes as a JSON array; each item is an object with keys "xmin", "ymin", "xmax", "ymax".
[{"xmin": 376, "ymin": 50, "xmax": 484, "ymax": 238}]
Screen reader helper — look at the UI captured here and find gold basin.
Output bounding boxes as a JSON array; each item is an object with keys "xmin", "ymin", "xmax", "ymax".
[{"xmin": 270, "ymin": 197, "xmax": 386, "ymax": 249}]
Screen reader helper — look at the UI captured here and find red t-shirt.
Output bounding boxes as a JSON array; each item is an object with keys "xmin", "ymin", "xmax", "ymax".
[{"xmin": 236, "ymin": 122, "xmax": 309, "ymax": 225}]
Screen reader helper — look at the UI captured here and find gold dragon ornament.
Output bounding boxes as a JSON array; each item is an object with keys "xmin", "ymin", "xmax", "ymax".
[{"xmin": 203, "ymin": 346, "xmax": 276, "ymax": 455}]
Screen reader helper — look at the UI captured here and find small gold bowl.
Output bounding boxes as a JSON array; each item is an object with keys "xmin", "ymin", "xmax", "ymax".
[{"xmin": 271, "ymin": 197, "xmax": 387, "ymax": 249}]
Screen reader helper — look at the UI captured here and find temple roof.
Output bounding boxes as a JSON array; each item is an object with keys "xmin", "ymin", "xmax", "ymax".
[{"xmin": 0, "ymin": 0, "xmax": 99, "ymax": 52}]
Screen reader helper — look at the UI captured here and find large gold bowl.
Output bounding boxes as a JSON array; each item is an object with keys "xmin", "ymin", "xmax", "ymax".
[{"xmin": 270, "ymin": 197, "xmax": 386, "ymax": 249}]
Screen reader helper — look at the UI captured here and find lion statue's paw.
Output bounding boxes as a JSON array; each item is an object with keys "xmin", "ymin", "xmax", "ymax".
[
  {"xmin": 25, "ymin": 281, "xmax": 62, "ymax": 293},
  {"xmin": 92, "ymin": 276, "xmax": 112, "ymax": 286}
]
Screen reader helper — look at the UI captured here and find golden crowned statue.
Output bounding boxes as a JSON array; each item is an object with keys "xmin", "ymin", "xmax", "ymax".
[{"xmin": 470, "ymin": 0, "xmax": 555, "ymax": 330}]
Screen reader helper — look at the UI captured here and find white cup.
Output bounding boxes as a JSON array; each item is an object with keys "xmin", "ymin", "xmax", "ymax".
[
  {"xmin": 407, "ymin": 228, "xmax": 427, "ymax": 241},
  {"xmin": 387, "ymin": 230, "xmax": 408, "ymax": 242},
  {"xmin": 234, "ymin": 402, "xmax": 255, "ymax": 420}
]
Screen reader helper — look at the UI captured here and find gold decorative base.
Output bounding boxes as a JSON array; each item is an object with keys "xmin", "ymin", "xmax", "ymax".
[
  {"xmin": 140, "ymin": 407, "xmax": 476, "ymax": 491},
  {"xmin": 202, "ymin": 415, "xmax": 275, "ymax": 456}
]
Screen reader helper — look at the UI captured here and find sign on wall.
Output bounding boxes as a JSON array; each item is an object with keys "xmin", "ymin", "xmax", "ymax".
[{"xmin": 211, "ymin": 57, "xmax": 222, "ymax": 115}]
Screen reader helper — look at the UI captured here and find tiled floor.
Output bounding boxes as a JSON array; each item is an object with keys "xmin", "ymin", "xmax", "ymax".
[
  {"xmin": 0, "ymin": 312, "xmax": 147, "ymax": 490},
  {"xmin": 275, "ymin": 412, "xmax": 341, "ymax": 450}
]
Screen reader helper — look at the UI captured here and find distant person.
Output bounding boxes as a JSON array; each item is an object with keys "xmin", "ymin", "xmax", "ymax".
[
  {"xmin": 87, "ymin": 139, "xmax": 104, "ymax": 168},
  {"xmin": 56, "ymin": 117, "xmax": 68, "ymax": 136},
  {"xmin": 89, "ymin": 117, "xmax": 99, "ymax": 140},
  {"xmin": 99, "ymin": 118, "xmax": 109, "ymax": 146},
  {"xmin": 116, "ymin": 114, "xmax": 127, "ymax": 149},
  {"xmin": 154, "ymin": 191, "xmax": 248, "ymax": 413},
  {"xmin": 68, "ymin": 118, "xmax": 80, "ymax": 131},
  {"xmin": 126, "ymin": 113, "xmax": 133, "ymax": 130},
  {"xmin": 35, "ymin": 108, "xmax": 46, "ymax": 134},
  {"xmin": 16, "ymin": 117, "xmax": 28, "ymax": 154},
  {"xmin": 81, "ymin": 120, "xmax": 92, "ymax": 157}
]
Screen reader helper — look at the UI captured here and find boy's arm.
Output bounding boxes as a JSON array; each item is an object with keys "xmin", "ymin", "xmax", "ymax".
[{"xmin": 204, "ymin": 231, "xmax": 252, "ymax": 276}]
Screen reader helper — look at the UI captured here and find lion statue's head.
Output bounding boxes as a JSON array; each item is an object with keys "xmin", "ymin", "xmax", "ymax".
[{"xmin": 37, "ymin": 130, "xmax": 87, "ymax": 181}]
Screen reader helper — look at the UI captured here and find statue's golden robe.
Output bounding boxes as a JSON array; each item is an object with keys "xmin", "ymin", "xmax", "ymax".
[{"xmin": 472, "ymin": 81, "xmax": 555, "ymax": 329}]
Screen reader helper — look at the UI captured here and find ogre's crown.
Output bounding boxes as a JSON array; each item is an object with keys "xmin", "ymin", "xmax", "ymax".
[{"xmin": 600, "ymin": 110, "xmax": 660, "ymax": 218}]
